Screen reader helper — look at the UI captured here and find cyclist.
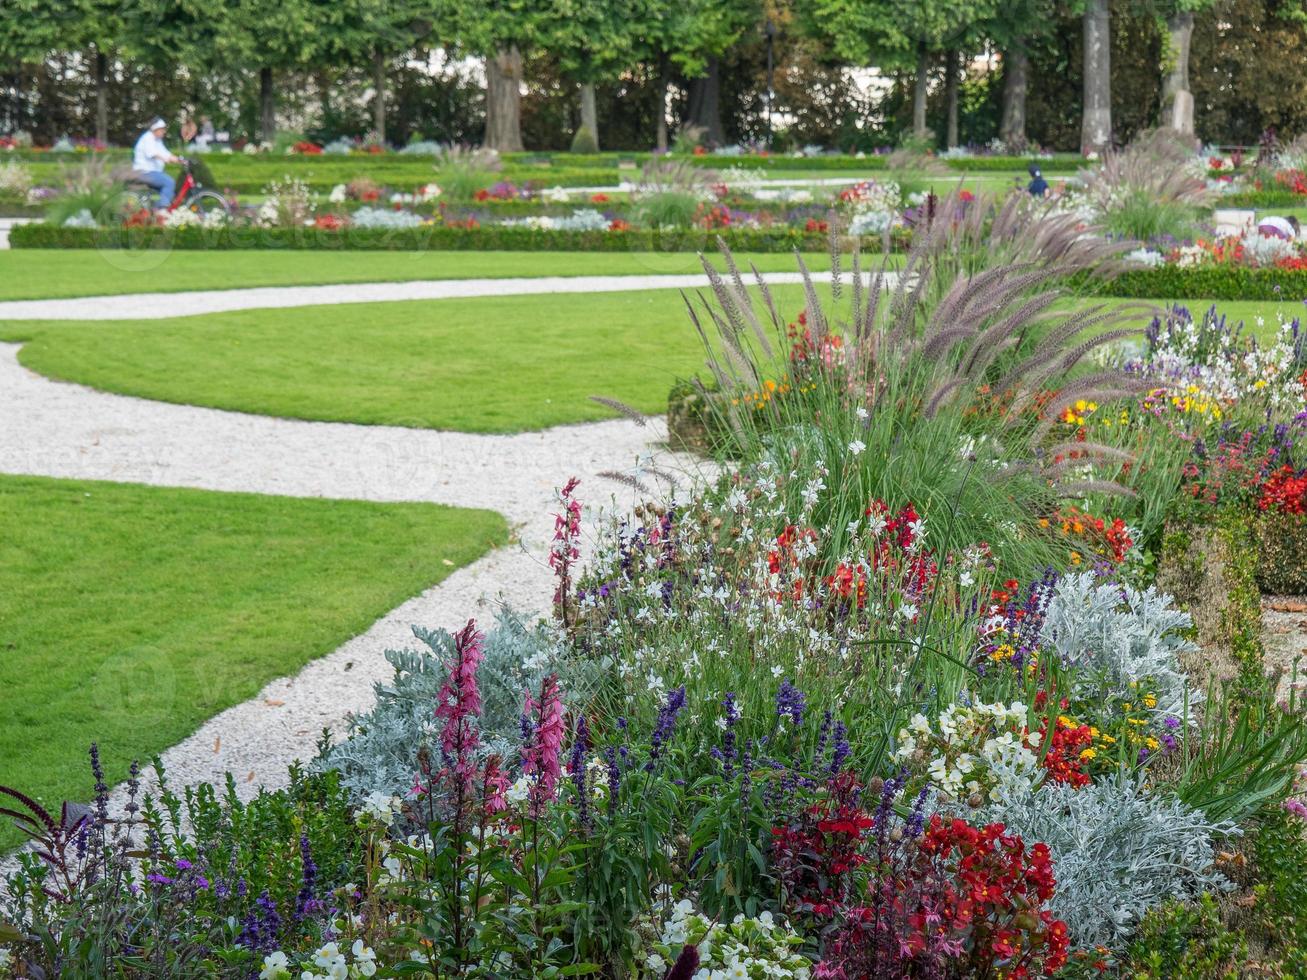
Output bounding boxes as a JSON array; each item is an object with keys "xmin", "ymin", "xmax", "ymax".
[{"xmin": 132, "ymin": 117, "xmax": 181, "ymax": 212}]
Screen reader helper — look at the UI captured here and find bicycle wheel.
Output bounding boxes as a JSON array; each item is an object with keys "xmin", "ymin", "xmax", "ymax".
[{"xmin": 186, "ymin": 190, "xmax": 231, "ymax": 218}]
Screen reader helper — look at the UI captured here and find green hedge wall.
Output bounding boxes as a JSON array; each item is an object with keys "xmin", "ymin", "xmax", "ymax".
[
  {"xmin": 1218, "ymin": 190, "xmax": 1307, "ymax": 209},
  {"xmin": 1101, "ymin": 265, "xmax": 1307, "ymax": 301},
  {"xmin": 9, "ymin": 222, "xmax": 892, "ymax": 254}
]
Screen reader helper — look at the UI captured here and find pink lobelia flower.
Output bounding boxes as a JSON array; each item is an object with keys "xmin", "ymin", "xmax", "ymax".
[
  {"xmin": 521, "ymin": 674, "xmax": 567, "ymax": 812},
  {"xmin": 433, "ymin": 620, "xmax": 484, "ymax": 793}
]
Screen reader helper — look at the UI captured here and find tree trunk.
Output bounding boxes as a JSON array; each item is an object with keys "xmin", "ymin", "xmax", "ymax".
[
  {"xmin": 579, "ymin": 81, "xmax": 598, "ymax": 149},
  {"xmin": 372, "ymin": 48, "xmax": 387, "ymax": 141},
  {"xmin": 1161, "ymin": 10, "xmax": 1195, "ymax": 136},
  {"xmin": 94, "ymin": 48, "xmax": 108, "ymax": 146},
  {"xmin": 944, "ymin": 49, "xmax": 960, "ymax": 148},
  {"xmin": 259, "ymin": 66, "xmax": 275, "ymax": 143},
  {"xmin": 1000, "ymin": 45, "xmax": 1029, "ymax": 149},
  {"xmin": 1081, "ymin": 0, "xmax": 1112, "ymax": 154},
  {"xmin": 484, "ymin": 47, "xmax": 524, "ymax": 152},
  {"xmin": 317, "ymin": 69, "xmax": 331, "ymax": 128},
  {"xmin": 655, "ymin": 57, "xmax": 669, "ymax": 151},
  {"xmin": 912, "ymin": 44, "xmax": 930, "ymax": 138},
  {"xmin": 686, "ymin": 57, "xmax": 724, "ymax": 145}
]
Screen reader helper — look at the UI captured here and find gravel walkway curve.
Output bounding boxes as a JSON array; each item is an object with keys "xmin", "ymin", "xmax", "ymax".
[
  {"xmin": 0, "ymin": 336, "xmax": 708, "ymax": 821},
  {"xmin": 0, "ymin": 270, "xmax": 840, "ymax": 320}
]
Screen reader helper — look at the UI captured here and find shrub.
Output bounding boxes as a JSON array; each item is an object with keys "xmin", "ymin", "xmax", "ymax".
[
  {"xmin": 1099, "ymin": 265, "xmax": 1307, "ymax": 300},
  {"xmin": 569, "ymin": 125, "xmax": 599, "ymax": 155},
  {"xmin": 1078, "ymin": 129, "xmax": 1212, "ymax": 243},
  {"xmin": 8, "ymin": 222, "xmax": 867, "ymax": 253},
  {"xmin": 1042, "ymin": 571, "xmax": 1197, "ymax": 720},
  {"xmin": 981, "ymin": 778, "xmax": 1237, "ymax": 948}
]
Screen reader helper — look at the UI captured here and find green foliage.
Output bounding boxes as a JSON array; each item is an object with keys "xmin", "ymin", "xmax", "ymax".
[
  {"xmin": 1100, "ymin": 266, "xmax": 1307, "ymax": 301},
  {"xmin": 434, "ymin": 145, "xmax": 501, "ymax": 200},
  {"xmin": 569, "ymin": 125, "xmax": 599, "ymax": 155},
  {"xmin": 1099, "ymin": 189, "xmax": 1205, "ymax": 242},
  {"xmin": 1123, "ymin": 894, "xmax": 1245, "ymax": 979},
  {"xmin": 1250, "ymin": 805, "xmax": 1307, "ymax": 964},
  {"xmin": 8, "ymin": 221, "xmax": 865, "ymax": 253}
]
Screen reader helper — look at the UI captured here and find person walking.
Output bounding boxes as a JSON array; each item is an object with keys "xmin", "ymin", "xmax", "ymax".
[{"xmin": 132, "ymin": 117, "xmax": 180, "ymax": 211}]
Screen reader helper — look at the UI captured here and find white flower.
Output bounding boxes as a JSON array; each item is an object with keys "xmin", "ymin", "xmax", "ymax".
[
  {"xmin": 360, "ymin": 790, "xmax": 400, "ymax": 826},
  {"xmin": 328, "ymin": 184, "xmax": 347, "ymax": 203},
  {"xmin": 505, "ymin": 777, "xmax": 531, "ymax": 805},
  {"xmin": 855, "ymin": 405, "xmax": 869, "ymax": 420},
  {"xmin": 847, "ymin": 439, "xmax": 866, "ymax": 456},
  {"xmin": 771, "ymin": 664, "xmax": 784, "ymax": 678},
  {"xmin": 259, "ymin": 952, "xmax": 291, "ymax": 980},
  {"xmin": 352, "ymin": 939, "xmax": 377, "ymax": 977}
]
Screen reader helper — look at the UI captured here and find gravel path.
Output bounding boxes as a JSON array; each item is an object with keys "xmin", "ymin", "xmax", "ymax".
[
  {"xmin": 0, "ymin": 337, "xmax": 708, "ymax": 820},
  {"xmin": 0, "ymin": 270, "xmax": 848, "ymax": 320}
]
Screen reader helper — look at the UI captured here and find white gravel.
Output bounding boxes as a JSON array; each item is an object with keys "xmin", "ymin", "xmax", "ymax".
[
  {"xmin": 0, "ymin": 271, "xmax": 835, "ymax": 320},
  {"xmin": 0, "ymin": 336, "xmax": 709, "ymax": 824}
]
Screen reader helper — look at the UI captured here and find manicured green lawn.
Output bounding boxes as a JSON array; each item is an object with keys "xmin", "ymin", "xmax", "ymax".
[
  {"xmin": 2, "ymin": 286, "xmax": 1297, "ymax": 433},
  {"xmin": 0, "ymin": 249, "xmax": 836, "ymax": 302},
  {"xmin": 0, "ymin": 286, "xmax": 822, "ymax": 431},
  {"xmin": 0, "ymin": 474, "xmax": 506, "ymax": 850}
]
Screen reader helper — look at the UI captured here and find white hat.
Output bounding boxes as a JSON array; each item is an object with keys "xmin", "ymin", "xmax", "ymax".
[{"xmin": 149, "ymin": 117, "xmax": 167, "ymax": 130}]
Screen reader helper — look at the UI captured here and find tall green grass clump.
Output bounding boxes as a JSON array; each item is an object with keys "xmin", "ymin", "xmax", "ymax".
[
  {"xmin": 631, "ymin": 159, "xmax": 713, "ymax": 229},
  {"xmin": 434, "ymin": 145, "xmax": 501, "ymax": 200},
  {"xmin": 1079, "ymin": 128, "xmax": 1213, "ymax": 244}
]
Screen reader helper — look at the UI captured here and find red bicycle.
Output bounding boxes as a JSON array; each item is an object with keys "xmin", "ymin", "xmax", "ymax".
[{"xmin": 125, "ymin": 158, "xmax": 230, "ymax": 218}]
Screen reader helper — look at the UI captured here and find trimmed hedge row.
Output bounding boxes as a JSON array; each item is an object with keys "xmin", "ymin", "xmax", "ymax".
[
  {"xmin": 1101, "ymin": 265, "xmax": 1307, "ymax": 301},
  {"xmin": 9, "ymin": 221, "xmax": 891, "ymax": 253},
  {"xmin": 1218, "ymin": 190, "xmax": 1307, "ymax": 209}
]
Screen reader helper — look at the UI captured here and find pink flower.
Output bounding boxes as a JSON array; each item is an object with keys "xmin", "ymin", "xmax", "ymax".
[
  {"xmin": 549, "ymin": 479, "xmax": 582, "ymax": 619},
  {"xmin": 482, "ymin": 755, "xmax": 510, "ymax": 814},
  {"xmin": 1283, "ymin": 798, "xmax": 1307, "ymax": 820},
  {"xmin": 521, "ymin": 674, "xmax": 567, "ymax": 811},
  {"xmin": 433, "ymin": 620, "xmax": 484, "ymax": 792}
]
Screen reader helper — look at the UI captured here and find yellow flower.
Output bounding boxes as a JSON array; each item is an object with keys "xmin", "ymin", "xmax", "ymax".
[
  {"xmin": 1069, "ymin": 551, "xmax": 1082, "ymax": 565},
  {"xmin": 1079, "ymin": 748, "xmax": 1097, "ymax": 761},
  {"xmin": 1142, "ymin": 694, "xmax": 1157, "ymax": 709}
]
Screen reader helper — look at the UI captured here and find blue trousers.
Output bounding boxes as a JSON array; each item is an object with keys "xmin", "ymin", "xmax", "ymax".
[{"xmin": 137, "ymin": 170, "xmax": 176, "ymax": 209}]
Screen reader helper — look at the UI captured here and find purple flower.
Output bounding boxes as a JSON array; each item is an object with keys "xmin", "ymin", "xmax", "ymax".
[
  {"xmin": 829, "ymin": 722, "xmax": 850, "ymax": 773},
  {"xmin": 294, "ymin": 834, "xmax": 317, "ymax": 921},
  {"xmin": 646, "ymin": 686, "xmax": 686, "ymax": 771},
  {"xmin": 775, "ymin": 680, "xmax": 806, "ymax": 726},
  {"xmin": 569, "ymin": 715, "xmax": 592, "ymax": 830}
]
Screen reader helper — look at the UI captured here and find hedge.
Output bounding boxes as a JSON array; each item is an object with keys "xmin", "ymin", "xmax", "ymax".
[
  {"xmin": 1097, "ymin": 265, "xmax": 1307, "ymax": 301},
  {"xmin": 9, "ymin": 221, "xmax": 896, "ymax": 254},
  {"xmin": 1218, "ymin": 190, "xmax": 1307, "ymax": 209}
]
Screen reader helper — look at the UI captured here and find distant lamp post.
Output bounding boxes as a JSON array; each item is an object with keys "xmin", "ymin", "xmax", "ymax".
[{"xmin": 764, "ymin": 18, "xmax": 776, "ymax": 147}]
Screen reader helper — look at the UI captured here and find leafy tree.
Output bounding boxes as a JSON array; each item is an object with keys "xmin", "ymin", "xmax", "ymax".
[
  {"xmin": 220, "ymin": 0, "xmax": 326, "ymax": 142},
  {"xmin": 550, "ymin": 0, "xmax": 638, "ymax": 150},
  {"xmin": 330, "ymin": 0, "xmax": 438, "ymax": 142},
  {"xmin": 442, "ymin": 0, "xmax": 554, "ymax": 151},
  {"xmin": 982, "ymin": 0, "xmax": 1058, "ymax": 149},
  {"xmin": 797, "ymin": 0, "xmax": 992, "ymax": 140}
]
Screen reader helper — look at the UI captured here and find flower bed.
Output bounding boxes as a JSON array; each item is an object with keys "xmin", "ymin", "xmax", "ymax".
[{"xmin": 5, "ymin": 198, "xmax": 1307, "ymax": 978}]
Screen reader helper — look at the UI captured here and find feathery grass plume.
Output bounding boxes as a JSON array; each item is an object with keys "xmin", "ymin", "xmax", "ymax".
[
  {"xmin": 1055, "ymin": 479, "xmax": 1139, "ymax": 498},
  {"xmin": 597, "ymin": 470, "xmax": 652, "ymax": 494},
  {"xmin": 589, "ymin": 396, "xmax": 647, "ymax": 426},
  {"xmin": 679, "ymin": 188, "xmax": 1153, "ymax": 570}
]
